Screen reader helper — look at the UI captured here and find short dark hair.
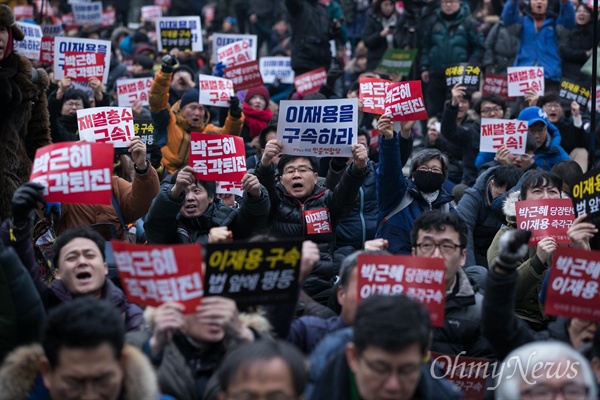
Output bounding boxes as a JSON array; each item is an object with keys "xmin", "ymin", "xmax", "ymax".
[
  {"xmin": 410, "ymin": 148, "xmax": 450, "ymax": 178},
  {"xmin": 339, "ymin": 250, "xmax": 390, "ymax": 291},
  {"xmin": 357, "ymin": 128, "xmax": 370, "ymax": 148},
  {"xmin": 259, "ymin": 125, "xmax": 277, "ymax": 150},
  {"xmin": 53, "ymin": 227, "xmax": 106, "ymax": 268},
  {"xmin": 525, "ymin": 134, "xmax": 538, "ymax": 153},
  {"xmin": 492, "ymin": 165, "xmax": 522, "ymax": 190},
  {"xmin": 538, "ymin": 92, "xmax": 560, "ymax": 108},
  {"xmin": 42, "ymin": 298, "xmax": 125, "ymax": 367},
  {"xmin": 63, "ymin": 88, "xmax": 91, "ymax": 108},
  {"xmin": 353, "ymin": 295, "xmax": 431, "ymax": 355},
  {"xmin": 475, "ymin": 94, "xmax": 507, "ymax": 115},
  {"xmin": 278, "ymin": 155, "xmax": 319, "ymax": 173},
  {"xmin": 410, "ymin": 210, "xmax": 468, "ymax": 249},
  {"xmin": 519, "ymin": 170, "xmax": 563, "ymax": 200},
  {"xmin": 217, "ymin": 340, "xmax": 308, "ymax": 395},
  {"xmin": 551, "ymin": 160, "xmax": 583, "ymax": 191}
]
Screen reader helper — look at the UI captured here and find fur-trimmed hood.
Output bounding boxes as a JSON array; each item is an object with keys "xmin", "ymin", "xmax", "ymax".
[
  {"xmin": 502, "ymin": 190, "xmax": 521, "ymax": 221},
  {"xmin": 0, "ymin": 344, "xmax": 162, "ymax": 400}
]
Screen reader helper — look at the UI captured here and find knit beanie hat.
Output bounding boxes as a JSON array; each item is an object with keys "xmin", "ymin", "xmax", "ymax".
[
  {"xmin": 180, "ymin": 89, "xmax": 200, "ymax": 109},
  {"xmin": 245, "ymin": 86, "xmax": 270, "ymax": 107}
]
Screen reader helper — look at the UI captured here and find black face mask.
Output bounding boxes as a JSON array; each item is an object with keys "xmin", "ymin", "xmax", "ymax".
[{"xmin": 412, "ymin": 170, "xmax": 445, "ymax": 193}]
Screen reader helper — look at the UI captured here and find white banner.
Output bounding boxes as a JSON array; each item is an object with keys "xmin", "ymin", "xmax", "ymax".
[
  {"xmin": 53, "ymin": 36, "xmax": 111, "ymax": 84},
  {"xmin": 156, "ymin": 16, "xmax": 202, "ymax": 52},
  {"xmin": 211, "ymin": 33, "xmax": 257, "ymax": 63},
  {"xmin": 259, "ymin": 57, "xmax": 294, "ymax": 84},
  {"xmin": 217, "ymin": 38, "xmax": 254, "ymax": 67},
  {"xmin": 14, "ymin": 22, "xmax": 42, "ymax": 61},
  {"xmin": 72, "ymin": 1, "xmax": 103, "ymax": 26}
]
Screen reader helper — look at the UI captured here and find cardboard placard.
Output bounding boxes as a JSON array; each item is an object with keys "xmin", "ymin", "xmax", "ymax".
[
  {"xmin": 116, "ymin": 77, "xmax": 153, "ymax": 107},
  {"xmin": 72, "ymin": 1, "xmax": 103, "ymax": 26},
  {"xmin": 259, "ymin": 56, "xmax": 294, "ymax": 84},
  {"xmin": 198, "ymin": 74, "xmax": 235, "ymax": 107},
  {"xmin": 156, "ymin": 16, "xmax": 202, "ymax": 52},
  {"xmin": 14, "ymin": 22, "xmax": 42, "ymax": 61},
  {"xmin": 445, "ymin": 64, "xmax": 481, "ymax": 92},
  {"xmin": 40, "ymin": 37, "xmax": 54, "ymax": 65},
  {"xmin": 359, "ymin": 77, "xmax": 391, "ymax": 115},
  {"xmin": 53, "ymin": 37, "xmax": 111, "ymax": 84},
  {"xmin": 375, "ymin": 48, "xmax": 417, "ymax": 75},
  {"xmin": 211, "ymin": 33, "xmax": 257, "ymax": 63},
  {"xmin": 216, "ymin": 181, "xmax": 244, "ymax": 196},
  {"xmin": 507, "ymin": 66, "xmax": 545, "ymax": 97},
  {"xmin": 217, "ymin": 38, "xmax": 254, "ymax": 67},
  {"xmin": 571, "ymin": 168, "xmax": 600, "ymax": 226},
  {"xmin": 77, "ymin": 107, "xmax": 135, "ymax": 147},
  {"xmin": 383, "ymin": 80, "xmax": 428, "ymax": 121},
  {"xmin": 294, "ymin": 67, "xmax": 327, "ymax": 96},
  {"xmin": 133, "ymin": 119, "xmax": 156, "ymax": 146},
  {"xmin": 515, "ymin": 198, "xmax": 575, "ymax": 244},
  {"xmin": 482, "ymin": 74, "xmax": 510, "ymax": 99},
  {"xmin": 559, "ymin": 80, "xmax": 590, "ymax": 108},
  {"xmin": 223, "ymin": 60, "xmax": 264, "ymax": 91},
  {"xmin": 141, "ymin": 5, "xmax": 162, "ymax": 22},
  {"xmin": 189, "ymin": 133, "xmax": 247, "ymax": 182},
  {"xmin": 479, "ymin": 118, "xmax": 528, "ymax": 154},
  {"xmin": 431, "ymin": 352, "xmax": 489, "ymax": 400}
]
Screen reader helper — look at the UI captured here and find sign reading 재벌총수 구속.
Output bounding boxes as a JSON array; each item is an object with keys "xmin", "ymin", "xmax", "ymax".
[
  {"xmin": 116, "ymin": 77, "xmax": 153, "ymax": 107},
  {"xmin": 545, "ymin": 247, "xmax": 600, "ymax": 322},
  {"xmin": 53, "ymin": 37, "xmax": 111, "ymax": 84},
  {"xmin": 112, "ymin": 242, "xmax": 204, "ymax": 313},
  {"xmin": 356, "ymin": 254, "xmax": 446, "ymax": 327},
  {"xmin": 205, "ymin": 241, "xmax": 302, "ymax": 306},
  {"xmin": 211, "ymin": 33, "xmax": 257, "ymax": 64},
  {"xmin": 383, "ymin": 80, "xmax": 428, "ymax": 121},
  {"xmin": 189, "ymin": 133, "xmax": 247, "ymax": 182},
  {"xmin": 217, "ymin": 38, "xmax": 255, "ymax": 67},
  {"xmin": 514, "ymin": 198, "xmax": 575, "ymax": 245},
  {"xmin": 359, "ymin": 77, "xmax": 391, "ymax": 115},
  {"xmin": 198, "ymin": 74, "xmax": 235, "ymax": 107},
  {"xmin": 217, "ymin": 181, "xmax": 244, "ymax": 197},
  {"xmin": 277, "ymin": 98, "xmax": 358, "ymax": 158},
  {"xmin": 507, "ymin": 66, "xmax": 545, "ymax": 97},
  {"xmin": 77, "ymin": 107, "xmax": 135, "ymax": 148},
  {"xmin": 479, "ymin": 118, "xmax": 528, "ymax": 154},
  {"xmin": 30, "ymin": 142, "xmax": 114, "ymax": 205}
]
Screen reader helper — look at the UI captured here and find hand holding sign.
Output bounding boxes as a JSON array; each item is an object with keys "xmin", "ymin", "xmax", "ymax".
[
  {"xmin": 352, "ymin": 143, "xmax": 368, "ymax": 170},
  {"xmin": 170, "ymin": 166, "xmax": 195, "ymax": 198},
  {"xmin": 149, "ymin": 302, "xmax": 185, "ymax": 357},
  {"xmin": 261, "ymin": 139, "xmax": 283, "ymax": 168},
  {"xmin": 536, "ymin": 237, "xmax": 557, "ymax": 264},
  {"xmin": 128, "ymin": 136, "xmax": 148, "ymax": 170},
  {"xmin": 450, "ymin": 83, "xmax": 466, "ymax": 106},
  {"xmin": 196, "ymin": 296, "xmax": 254, "ymax": 342},
  {"xmin": 567, "ymin": 214, "xmax": 598, "ymax": 250},
  {"xmin": 11, "ymin": 182, "xmax": 46, "ymax": 225},
  {"xmin": 241, "ymin": 173, "xmax": 261, "ymax": 198},
  {"xmin": 377, "ymin": 115, "xmax": 394, "ymax": 139}
]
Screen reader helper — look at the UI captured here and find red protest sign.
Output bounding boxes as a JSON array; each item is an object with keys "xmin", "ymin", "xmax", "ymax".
[
  {"xmin": 223, "ymin": 60, "xmax": 264, "ymax": 91},
  {"xmin": 189, "ymin": 133, "xmax": 247, "ymax": 182},
  {"xmin": 357, "ymin": 254, "xmax": 446, "ymax": 327},
  {"xmin": 482, "ymin": 74, "xmax": 511, "ymax": 100},
  {"xmin": 64, "ymin": 51, "xmax": 106, "ymax": 82},
  {"xmin": 13, "ymin": 5, "xmax": 34, "ymax": 20},
  {"xmin": 431, "ymin": 352, "xmax": 490, "ymax": 400},
  {"xmin": 294, "ymin": 67, "xmax": 327, "ymax": 96},
  {"xmin": 40, "ymin": 37, "xmax": 54, "ymax": 65},
  {"xmin": 102, "ymin": 9, "xmax": 116, "ymax": 28},
  {"xmin": 30, "ymin": 142, "xmax": 114, "ymax": 205},
  {"xmin": 359, "ymin": 77, "xmax": 391, "ymax": 115},
  {"xmin": 112, "ymin": 242, "xmax": 204, "ymax": 313},
  {"xmin": 545, "ymin": 247, "xmax": 600, "ymax": 322},
  {"xmin": 383, "ymin": 80, "xmax": 428, "ymax": 121},
  {"xmin": 304, "ymin": 208, "xmax": 332, "ymax": 234},
  {"xmin": 515, "ymin": 198, "xmax": 575, "ymax": 245}
]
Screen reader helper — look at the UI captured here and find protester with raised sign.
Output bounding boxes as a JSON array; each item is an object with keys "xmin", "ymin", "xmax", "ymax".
[
  {"xmin": 477, "ymin": 136, "xmax": 539, "ymax": 175},
  {"xmin": 0, "ymin": 4, "xmax": 52, "ymax": 222},
  {"xmin": 168, "ymin": 64, "xmax": 196, "ymax": 106},
  {"xmin": 149, "ymin": 55, "xmax": 245, "ymax": 174},
  {"xmin": 144, "ymin": 166, "xmax": 270, "ymax": 244}
]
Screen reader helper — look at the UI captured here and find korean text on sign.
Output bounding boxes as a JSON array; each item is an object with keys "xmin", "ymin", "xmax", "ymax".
[
  {"xmin": 15, "ymin": 22, "xmax": 42, "ymax": 61},
  {"xmin": 356, "ymin": 254, "xmax": 446, "ymax": 327},
  {"xmin": 375, "ymin": 48, "xmax": 417, "ymax": 75},
  {"xmin": 53, "ymin": 37, "xmax": 111, "ymax": 84},
  {"xmin": 205, "ymin": 241, "xmax": 302, "ymax": 306},
  {"xmin": 277, "ymin": 98, "xmax": 358, "ymax": 158},
  {"xmin": 189, "ymin": 134, "xmax": 247, "ymax": 182},
  {"xmin": 431, "ymin": 353, "xmax": 489, "ymax": 400},
  {"xmin": 116, "ymin": 77, "xmax": 153, "ymax": 107},
  {"xmin": 217, "ymin": 181, "xmax": 244, "ymax": 196},
  {"xmin": 30, "ymin": 142, "xmax": 114, "ymax": 205},
  {"xmin": 259, "ymin": 57, "xmax": 294, "ymax": 84},
  {"xmin": 479, "ymin": 118, "xmax": 528, "ymax": 154},
  {"xmin": 217, "ymin": 38, "xmax": 255, "ymax": 67},
  {"xmin": 211, "ymin": 33, "xmax": 257, "ymax": 63},
  {"xmin": 156, "ymin": 17, "xmax": 203, "ymax": 52},
  {"xmin": 359, "ymin": 77, "xmax": 391, "ymax": 115},
  {"xmin": 112, "ymin": 242, "xmax": 204, "ymax": 313},
  {"xmin": 304, "ymin": 208, "xmax": 332, "ymax": 234},
  {"xmin": 198, "ymin": 74, "xmax": 235, "ymax": 108},
  {"xmin": 101, "ymin": 9, "xmax": 116, "ymax": 28},
  {"xmin": 444, "ymin": 64, "xmax": 481, "ymax": 88},
  {"xmin": 72, "ymin": 1, "xmax": 102, "ymax": 26},
  {"xmin": 141, "ymin": 5, "xmax": 162, "ymax": 22},
  {"xmin": 482, "ymin": 74, "xmax": 510, "ymax": 99},
  {"xmin": 63, "ymin": 51, "xmax": 106, "ymax": 82},
  {"xmin": 515, "ymin": 198, "xmax": 575, "ymax": 244},
  {"xmin": 570, "ymin": 168, "xmax": 600, "ymax": 224},
  {"xmin": 40, "ymin": 37, "xmax": 54, "ymax": 65},
  {"xmin": 294, "ymin": 67, "xmax": 327, "ymax": 96},
  {"xmin": 507, "ymin": 66, "xmax": 545, "ymax": 97},
  {"xmin": 133, "ymin": 119, "xmax": 155, "ymax": 146},
  {"xmin": 545, "ymin": 247, "xmax": 600, "ymax": 322},
  {"xmin": 223, "ymin": 60, "xmax": 264, "ymax": 91},
  {"xmin": 559, "ymin": 80, "xmax": 590, "ymax": 108},
  {"xmin": 77, "ymin": 107, "xmax": 134, "ymax": 148},
  {"xmin": 41, "ymin": 24, "xmax": 64, "ymax": 37},
  {"xmin": 383, "ymin": 80, "xmax": 428, "ymax": 121},
  {"xmin": 14, "ymin": 5, "xmax": 34, "ymax": 19}
]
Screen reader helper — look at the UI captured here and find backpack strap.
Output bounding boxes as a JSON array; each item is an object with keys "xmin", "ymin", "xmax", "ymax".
[
  {"xmin": 111, "ymin": 193, "xmax": 127, "ymax": 231},
  {"xmin": 378, "ymin": 192, "xmax": 414, "ymax": 228}
]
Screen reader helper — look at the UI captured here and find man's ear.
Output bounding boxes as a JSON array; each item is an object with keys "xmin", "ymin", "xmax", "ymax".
[
  {"xmin": 411, "ymin": 247, "xmax": 416, "ymax": 257},
  {"xmin": 337, "ymin": 284, "xmax": 345, "ymax": 305},
  {"xmin": 346, "ymin": 342, "xmax": 359, "ymax": 373},
  {"xmin": 40, "ymin": 356, "xmax": 52, "ymax": 390},
  {"xmin": 460, "ymin": 248, "xmax": 466, "ymax": 268}
]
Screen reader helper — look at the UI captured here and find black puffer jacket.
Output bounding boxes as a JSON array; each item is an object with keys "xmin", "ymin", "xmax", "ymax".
[{"xmin": 559, "ymin": 22, "xmax": 595, "ymax": 85}]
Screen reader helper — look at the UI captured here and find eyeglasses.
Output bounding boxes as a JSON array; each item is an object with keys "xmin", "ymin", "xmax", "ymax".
[
  {"xmin": 416, "ymin": 165, "xmax": 443, "ymax": 174},
  {"xmin": 64, "ymin": 101, "xmax": 84, "ymax": 108},
  {"xmin": 481, "ymin": 106, "xmax": 503, "ymax": 115},
  {"xmin": 521, "ymin": 383, "xmax": 589, "ymax": 400},
  {"xmin": 543, "ymin": 103, "xmax": 561, "ymax": 110},
  {"xmin": 360, "ymin": 354, "xmax": 421, "ymax": 382},
  {"xmin": 515, "ymin": 153, "xmax": 534, "ymax": 159},
  {"xmin": 416, "ymin": 241, "xmax": 461, "ymax": 255},
  {"xmin": 282, "ymin": 166, "xmax": 314, "ymax": 175}
]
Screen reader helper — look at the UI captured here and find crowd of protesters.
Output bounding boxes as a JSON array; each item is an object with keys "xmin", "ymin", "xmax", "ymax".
[{"xmin": 1, "ymin": 0, "xmax": 600, "ymax": 398}]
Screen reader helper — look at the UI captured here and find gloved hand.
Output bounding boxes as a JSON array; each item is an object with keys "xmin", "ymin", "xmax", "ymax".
[
  {"xmin": 11, "ymin": 182, "xmax": 46, "ymax": 225},
  {"xmin": 212, "ymin": 61, "xmax": 225, "ymax": 77},
  {"xmin": 229, "ymin": 96, "xmax": 242, "ymax": 118},
  {"xmin": 495, "ymin": 229, "xmax": 532, "ymax": 271},
  {"xmin": 161, "ymin": 54, "xmax": 177, "ymax": 73},
  {"xmin": 326, "ymin": 67, "xmax": 343, "ymax": 88}
]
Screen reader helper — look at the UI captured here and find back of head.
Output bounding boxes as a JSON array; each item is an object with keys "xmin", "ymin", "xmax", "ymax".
[
  {"xmin": 259, "ymin": 125, "xmax": 277, "ymax": 150},
  {"xmin": 42, "ymin": 298, "xmax": 125, "ymax": 368},
  {"xmin": 353, "ymin": 294, "xmax": 431, "ymax": 355},
  {"xmin": 52, "ymin": 226, "xmax": 106, "ymax": 268},
  {"xmin": 492, "ymin": 165, "xmax": 523, "ymax": 190},
  {"xmin": 551, "ymin": 161, "xmax": 583, "ymax": 192},
  {"xmin": 410, "ymin": 210, "xmax": 468, "ymax": 248}
]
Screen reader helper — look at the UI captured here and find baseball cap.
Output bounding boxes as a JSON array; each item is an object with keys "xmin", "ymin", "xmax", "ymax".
[{"xmin": 518, "ymin": 106, "xmax": 548, "ymax": 127}]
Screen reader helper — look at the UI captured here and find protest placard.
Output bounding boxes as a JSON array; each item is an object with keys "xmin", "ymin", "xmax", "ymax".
[
  {"xmin": 431, "ymin": 352, "xmax": 489, "ymax": 400},
  {"xmin": 445, "ymin": 64, "xmax": 481, "ymax": 93},
  {"xmin": 30, "ymin": 142, "xmax": 114, "ymax": 205},
  {"xmin": 211, "ymin": 33, "xmax": 257, "ymax": 64},
  {"xmin": 40, "ymin": 37, "xmax": 54, "ymax": 65},
  {"xmin": 41, "ymin": 23, "xmax": 64, "ymax": 37},
  {"xmin": 304, "ymin": 208, "xmax": 332, "ymax": 234},
  {"xmin": 54, "ymin": 37, "xmax": 111, "ymax": 84},
  {"xmin": 35, "ymin": 0, "xmax": 55, "ymax": 16},
  {"xmin": 189, "ymin": 133, "xmax": 246, "ymax": 181},
  {"xmin": 14, "ymin": 5, "xmax": 34, "ymax": 20},
  {"xmin": 375, "ymin": 48, "xmax": 417, "ymax": 75},
  {"xmin": 198, "ymin": 74, "xmax": 235, "ymax": 107},
  {"xmin": 217, "ymin": 181, "xmax": 244, "ymax": 196},
  {"xmin": 294, "ymin": 67, "xmax": 327, "ymax": 96},
  {"xmin": 383, "ymin": 80, "xmax": 428, "ymax": 121},
  {"xmin": 101, "ymin": 9, "xmax": 115, "ymax": 27},
  {"xmin": 277, "ymin": 98, "xmax": 358, "ymax": 157},
  {"xmin": 515, "ymin": 198, "xmax": 575, "ymax": 244},
  {"xmin": 61, "ymin": 13, "xmax": 78, "ymax": 30},
  {"xmin": 133, "ymin": 119, "xmax": 156, "ymax": 146},
  {"xmin": 14, "ymin": 22, "xmax": 42, "ymax": 61},
  {"xmin": 205, "ymin": 241, "xmax": 302, "ymax": 306},
  {"xmin": 223, "ymin": 60, "xmax": 264, "ymax": 91},
  {"xmin": 112, "ymin": 242, "xmax": 204, "ymax": 313},
  {"xmin": 141, "ymin": 5, "xmax": 162, "ymax": 22},
  {"xmin": 359, "ymin": 77, "xmax": 391, "ymax": 115},
  {"xmin": 156, "ymin": 16, "xmax": 202, "ymax": 52},
  {"xmin": 545, "ymin": 247, "xmax": 600, "ymax": 322},
  {"xmin": 154, "ymin": 0, "xmax": 170, "ymax": 7},
  {"xmin": 482, "ymin": 74, "xmax": 510, "ymax": 99},
  {"xmin": 479, "ymin": 118, "xmax": 528, "ymax": 154},
  {"xmin": 116, "ymin": 77, "xmax": 153, "ymax": 107},
  {"xmin": 259, "ymin": 57, "xmax": 294, "ymax": 84},
  {"xmin": 217, "ymin": 38, "xmax": 254, "ymax": 67},
  {"xmin": 589, "ymin": 86, "xmax": 600, "ymax": 114},
  {"xmin": 72, "ymin": 1, "xmax": 102, "ymax": 26},
  {"xmin": 77, "ymin": 107, "xmax": 134, "ymax": 147},
  {"xmin": 571, "ymin": 169, "xmax": 600, "ymax": 226},
  {"xmin": 356, "ymin": 254, "xmax": 446, "ymax": 326},
  {"xmin": 507, "ymin": 66, "xmax": 545, "ymax": 96},
  {"xmin": 559, "ymin": 80, "xmax": 590, "ymax": 108}
]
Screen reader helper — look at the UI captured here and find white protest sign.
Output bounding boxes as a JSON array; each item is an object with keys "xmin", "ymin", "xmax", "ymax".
[
  {"xmin": 211, "ymin": 33, "xmax": 257, "ymax": 63},
  {"xmin": 72, "ymin": 1, "xmax": 103, "ymax": 26},
  {"xmin": 198, "ymin": 74, "xmax": 234, "ymax": 108},
  {"xmin": 217, "ymin": 181, "xmax": 244, "ymax": 196},
  {"xmin": 14, "ymin": 22, "xmax": 42, "ymax": 61},
  {"xmin": 77, "ymin": 107, "xmax": 135, "ymax": 147},
  {"xmin": 260, "ymin": 56, "xmax": 294, "ymax": 84},
  {"xmin": 53, "ymin": 37, "xmax": 111, "ymax": 84},
  {"xmin": 277, "ymin": 98, "xmax": 358, "ymax": 158},
  {"xmin": 141, "ymin": 5, "xmax": 162, "ymax": 22},
  {"xmin": 479, "ymin": 118, "xmax": 528, "ymax": 154},
  {"xmin": 156, "ymin": 16, "xmax": 202, "ymax": 52},
  {"xmin": 217, "ymin": 38, "xmax": 254, "ymax": 67},
  {"xmin": 507, "ymin": 67, "xmax": 545, "ymax": 97},
  {"xmin": 41, "ymin": 23, "xmax": 64, "ymax": 37},
  {"xmin": 116, "ymin": 77, "xmax": 153, "ymax": 107}
]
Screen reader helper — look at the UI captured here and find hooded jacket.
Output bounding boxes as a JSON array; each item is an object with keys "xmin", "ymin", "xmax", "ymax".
[
  {"xmin": 149, "ymin": 70, "xmax": 245, "ymax": 174},
  {"xmin": 559, "ymin": 21, "xmax": 595, "ymax": 84}
]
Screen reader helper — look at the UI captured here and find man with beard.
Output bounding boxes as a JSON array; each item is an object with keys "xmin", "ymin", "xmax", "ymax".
[{"xmin": 375, "ymin": 115, "xmax": 455, "ymax": 255}]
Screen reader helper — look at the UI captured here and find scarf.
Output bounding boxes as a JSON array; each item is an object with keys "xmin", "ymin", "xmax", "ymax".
[{"xmin": 243, "ymin": 102, "xmax": 273, "ymax": 139}]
